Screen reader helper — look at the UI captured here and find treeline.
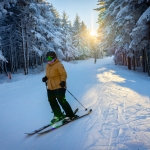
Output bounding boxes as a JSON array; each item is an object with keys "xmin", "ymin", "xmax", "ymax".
[
  {"xmin": 0, "ymin": 0, "xmax": 97, "ymax": 75},
  {"xmin": 95, "ymin": 0, "xmax": 150, "ymax": 76}
]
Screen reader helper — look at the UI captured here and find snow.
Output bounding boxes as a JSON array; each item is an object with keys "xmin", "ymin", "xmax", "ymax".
[
  {"xmin": 124, "ymin": 15, "xmax": 133, "ymax": 21},
  {"xmin": 35, "ymin": 32, "xmax": 46, "ymax": 42},
  {"xmin": 33, "ymin": 46, "xmax": 43, "ymax": 56},
  {"xmin": 0, "ymin": 51, "xmax": 7, "ymax": 62},
  {"xmin": 115, "ymin": 35, "xmax": 122, "ymax": 42},
  {"xmin": 2, "ymin": 9, "xmax": 7, "ymax": 15},
  {"xmin": 1, "ymin": 57, "xmax": 150, "ymax": 150},
  {"xmin": 137, "ymin": 7, "xmax": 150, "ymax": 25},
  {"xmin": 116, "ymin": 5, "xmax": 129, "ymax": 19},
  {"xmin": 38, "ymin": 16, "xmax": 47, "ymax": 25},
  {"xmin": 53, "ymin": 36, "xmax": 62, "ymax": 46}
]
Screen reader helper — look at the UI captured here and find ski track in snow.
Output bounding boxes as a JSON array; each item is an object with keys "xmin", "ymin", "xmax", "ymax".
[{"xmin": 0, "ymin": 57, "xmax": 150, "ymax": 150}]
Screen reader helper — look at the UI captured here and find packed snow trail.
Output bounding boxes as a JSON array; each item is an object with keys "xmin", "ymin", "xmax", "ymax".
[{"xmin": 0, "ymin": 57, "xmax": 150, "ymax": 150}]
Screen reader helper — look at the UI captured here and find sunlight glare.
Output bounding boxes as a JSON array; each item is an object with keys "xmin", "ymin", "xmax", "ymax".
[
  {"xmin": 97, "ymin": 71, "xmax": 126, "ymax": 83},
  {"xmin": 90, "ymin": 29, "xmax": 97, "ymax": 36}
]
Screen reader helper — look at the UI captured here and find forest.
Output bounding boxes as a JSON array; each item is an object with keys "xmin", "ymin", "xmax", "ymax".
[
  {"xmin": 0, "ymin": 0, "xmax": 150, "ymax": 76},
  {"xmin": 0, "ymin": 0, "xmax": 98, "ymax": 76},
  {"xmin": 95, "ymin": 0, "xmax": 150, "ymax": 76}
]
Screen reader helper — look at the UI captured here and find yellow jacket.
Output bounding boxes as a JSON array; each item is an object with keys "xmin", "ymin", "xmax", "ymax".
[{"xmin": 46, "ymin": 59, "xmax": 67, "ymax": 90}]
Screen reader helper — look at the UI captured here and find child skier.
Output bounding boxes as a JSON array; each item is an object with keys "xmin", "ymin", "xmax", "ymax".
[{"xmin": 42, "ymin": 51, "xmax": 75, "ymax": 123}]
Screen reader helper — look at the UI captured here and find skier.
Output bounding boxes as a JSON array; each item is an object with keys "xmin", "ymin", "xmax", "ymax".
[{"xmin": 42, "ymin": 51, "xmax": 75, "ymax": 123}]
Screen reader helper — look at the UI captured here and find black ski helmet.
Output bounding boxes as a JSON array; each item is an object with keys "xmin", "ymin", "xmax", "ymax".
[{"xmin": 46, "ymin": 51, "xmax": 57, "ymax": 59}]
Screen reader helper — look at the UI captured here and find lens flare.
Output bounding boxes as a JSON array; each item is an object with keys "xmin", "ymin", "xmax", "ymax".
[{"xmin": 90, "ymin": 29, "xmax": 97, "ymax": 36}]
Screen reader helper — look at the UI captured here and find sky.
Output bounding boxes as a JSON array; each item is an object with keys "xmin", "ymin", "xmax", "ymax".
[
  {"xmin": 1, "ymin": 57, "xmax": 150, "ymax": 149},
  {"xmin": 47, "ymin": 0, "xmax": 99, "ymax": 32}
]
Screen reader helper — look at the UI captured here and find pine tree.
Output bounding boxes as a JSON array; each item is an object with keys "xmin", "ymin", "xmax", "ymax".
[
  {"xmin": 95, "ymin": 0, "xmax": 150, "ymax": 74},
  {"xmin": 60, "ymin": 11, "xmax": 76, "ymax": 61},
  {"xmin": 0, "ymin": 0, "xmax": 63, "ymax": 75},
  {"xmin": 79, "ymin": 21, "xmax": 91, "ymax": 59},
  {"xmin": 72, "ymin": 14, "xmax": 92, "ymax": 59}
]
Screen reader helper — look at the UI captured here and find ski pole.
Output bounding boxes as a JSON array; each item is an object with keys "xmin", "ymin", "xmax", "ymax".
[{"xmin": 65, "ymin": 88, "xmax": 87, "ymax": 111}]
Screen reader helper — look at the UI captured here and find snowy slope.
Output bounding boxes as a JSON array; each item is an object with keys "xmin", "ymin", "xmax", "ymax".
[{"xmin": 0, "ymin": 57, "xmax": 150, "ymax": 150}]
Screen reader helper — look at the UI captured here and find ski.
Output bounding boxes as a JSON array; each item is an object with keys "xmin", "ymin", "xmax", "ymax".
[
  {"xmin": 25, "ymin": 108, "xmax": 79, "ymax": 135},
  {"xmin": 38, "ymin": 109, "xmax": 92, "ymax": 134}
]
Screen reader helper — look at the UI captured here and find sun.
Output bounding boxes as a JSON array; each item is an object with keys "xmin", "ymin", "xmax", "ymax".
[{"xmin": 90, "ymin": 29, "xmax": 97, "ymax": 36}]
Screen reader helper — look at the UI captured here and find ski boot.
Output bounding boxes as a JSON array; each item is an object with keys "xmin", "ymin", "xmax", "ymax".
[
  {"xmin": 51, "ymin": 113, "xmax": 66, "ymax": 124},
  {"xmin": 62, "ymin": 115, "xmax": 79, "ymax": 124}
]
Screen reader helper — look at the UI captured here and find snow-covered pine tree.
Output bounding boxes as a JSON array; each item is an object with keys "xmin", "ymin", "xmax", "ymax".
[
  {"xmin": 129, "ymin": 4, "xmax": 150, "ymax": 74},
  {"xmin": 60, "ymin": 11, "xmax": 76, "ymax": 61},
  {"xmin": 72, "ymin": 14, "xmax": 81, "ymax": 59},
  {"xmin": 95, "ymin": 0, "xmax": 150, "ymax": 75},
  {"xmin": 79, "ymin": 21, "xmax": 91, "ymax": 59},
  {"xmin": 72, "ymin": 14, "xmax": 92, "ymax": 60},
  {"xmin": 0, "ymin": 0, "xmax": 18, "ymax": 75},
  {"xmin": 0, "ymin": 0, "xmax": 63, "ymax": 75},
  {"xmin": 0, "ymin": 0, "xmax": 96, "ymax": 76}
]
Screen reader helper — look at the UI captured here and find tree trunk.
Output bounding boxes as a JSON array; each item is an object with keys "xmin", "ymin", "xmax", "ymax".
[
  {"xmin": 25, "ymin": 26, "xmax": 29, "ymax": 74},
  {"xmin": 133, "ymin": 50, "xmax": 135, "ymax": 71},
  {"xmin": 122, "ymin": 52, "xmax": 124, "ymax": 65},
  {"xmin": 21, "ymin": 18, "xmax": 27, "ymax": 75},
  {"xmin": 142, "ymin": 49, "xmax": 146, "ymax": 72},
  {"xmin": 128, "ymin": 56, "xmax": 131, "ymax": 70}
]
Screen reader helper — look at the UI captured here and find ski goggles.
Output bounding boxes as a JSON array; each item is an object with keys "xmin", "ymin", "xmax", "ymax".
[{"xmin": 47, "ymin": 56, "xmax": 54, "ymax": 61}]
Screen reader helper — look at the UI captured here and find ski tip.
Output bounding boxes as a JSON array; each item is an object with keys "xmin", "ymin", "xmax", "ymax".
[
  {"xmin": 89, "ymin": 109, "xmax": 92, "ymax": 112},
  {"xmin": 24, "ymin": 133, "xmax": 29, "ymax": 135},
  {"xmin": 25, "ymin": 132, "xmax": 37, "ymax": 135},
  {"xmin": 25, "ymin": 133, "xmax": 32, "ymax": 136}
]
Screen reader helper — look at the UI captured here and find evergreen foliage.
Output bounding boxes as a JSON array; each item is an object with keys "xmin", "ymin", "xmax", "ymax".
[
  {"xmin": 0, "ymin": 0, "xmax": 95, "ymax": 75},
  {"xmin": 95, "ymin": 0, "xmax": 150, "ymax": 75}
]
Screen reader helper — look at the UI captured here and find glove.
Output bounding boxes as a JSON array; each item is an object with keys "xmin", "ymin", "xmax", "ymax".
[
  {"xmin": 42, "ymin": 76, "xmax": 48, "ymax": 82},
  {"xmin": 59, "ymin": 81, "xmax": 66, "ymax": 88}
]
